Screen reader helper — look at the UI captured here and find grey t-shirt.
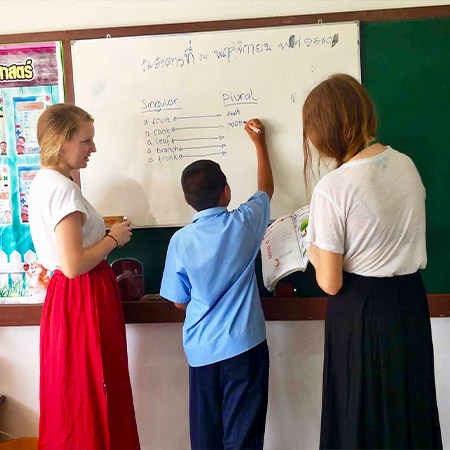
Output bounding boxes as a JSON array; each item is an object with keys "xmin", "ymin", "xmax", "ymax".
[{"xmin": 308, "ymin": 147, "xmax": 426, "ymax": 277}]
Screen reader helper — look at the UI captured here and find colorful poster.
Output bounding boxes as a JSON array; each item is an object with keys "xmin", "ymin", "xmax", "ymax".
[
  {"xmin": 0, "ymin": 42, "xmax": 64, "ymax": 303},
  {"xmin": 0, "ymin": 42, "xmax": 61, "ymax": 88},
  {"xmin": 18, "ymin": 165, "xmax": 39, "ymax": 224},
  {"xmin": 14, "ymin": 96, "xmax": 51, "ymax": 155},
  {"xmin": 0, "ymin": 95, "xmax": 6, "ymax": 156},
  {"xmin": 0, "ymin": 166, "xmax": 12, "ymax": 225}
]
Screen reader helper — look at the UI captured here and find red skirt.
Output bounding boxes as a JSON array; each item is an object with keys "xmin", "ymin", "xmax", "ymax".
[{"xmin": 39, "ymin": 260, "xmax": 140, "ymax": 450}]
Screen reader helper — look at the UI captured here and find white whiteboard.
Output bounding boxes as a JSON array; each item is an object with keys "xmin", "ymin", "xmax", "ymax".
[{"xmin": 72, "ymin": 22, "xmax": 360, "ymax": 227}]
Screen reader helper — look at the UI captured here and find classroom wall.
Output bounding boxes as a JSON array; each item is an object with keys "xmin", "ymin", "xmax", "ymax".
[
  {"xmin": 1, "ymin": 1, "xmax": 449, "ymax": 448},
  {"xmin": 1, "ymin": 321, "xmax": 449, "ymax": 448},
  {"xmin": 1, "ymin": 0, "xmax": 449, "ymax": 34}
]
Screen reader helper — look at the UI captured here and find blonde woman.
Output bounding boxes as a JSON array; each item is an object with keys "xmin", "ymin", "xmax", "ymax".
[
  {"xmin": 29, "ymin": 104, "xmax": 140, "ymax": 449},
  {"xmin": 303, "ymin": 74, "xmax": 442, "ymax": 449}
]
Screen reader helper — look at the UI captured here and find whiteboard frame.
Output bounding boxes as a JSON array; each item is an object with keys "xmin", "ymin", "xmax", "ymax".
[{"xmin": 72, "ymin": 20, "xmax": 361, "ymax": 227}]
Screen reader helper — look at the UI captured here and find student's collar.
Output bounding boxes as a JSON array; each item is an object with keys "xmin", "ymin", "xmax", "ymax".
[{"xmin": 192, "ymin": 206, "xmax": 228, "ymax": 223}]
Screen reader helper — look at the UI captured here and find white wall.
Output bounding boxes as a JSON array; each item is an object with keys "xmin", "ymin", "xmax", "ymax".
[
  {"xmin": 1, "ymin": 1, "xmax": 449, "ymax": 448},
  {"xmin": 1, "ymin": 320, "xmax": 449, "ymax": 449},
  {"xmin": 0, "ymin": 0, "xmax": 449, "ymax": 35}
]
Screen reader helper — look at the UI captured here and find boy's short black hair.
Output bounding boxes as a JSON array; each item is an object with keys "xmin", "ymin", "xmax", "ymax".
[{"xmin": 181, "ymin": 160, "xmax": 227, "ymax": 211}]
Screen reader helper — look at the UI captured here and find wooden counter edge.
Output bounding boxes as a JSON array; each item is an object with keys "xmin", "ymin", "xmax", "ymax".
[{"xmin": 1, "ymin": 293, "xmax": 449, "ymax": 326}]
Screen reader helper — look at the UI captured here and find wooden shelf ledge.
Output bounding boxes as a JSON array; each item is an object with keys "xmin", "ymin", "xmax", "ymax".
[{"xmin": 0, "ymin": 294, "xmax": 449, "ymax": 326}]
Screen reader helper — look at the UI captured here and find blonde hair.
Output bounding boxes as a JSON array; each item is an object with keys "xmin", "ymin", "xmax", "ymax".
[
  {"xmin": 37, "ymin": 103, "xmax": 94, "ymax": 166},
  {"xmin": 303, "ymin": 74, "xmax": 377, "ymax": 188}
]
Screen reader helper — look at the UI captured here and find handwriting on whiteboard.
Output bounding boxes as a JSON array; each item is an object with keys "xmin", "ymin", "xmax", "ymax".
[
  {"xmin": 140, "ymin": 34, "xmax": 339, "ymax": 72},
  {"xmin": 142, "ymin": 89, "xmax": 262, "ymax": 164}
]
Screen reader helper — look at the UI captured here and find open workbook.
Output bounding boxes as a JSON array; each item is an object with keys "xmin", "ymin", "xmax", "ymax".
[{"xmin": 260, "ymin": 205, "xmax": 310, "ymax": 292}]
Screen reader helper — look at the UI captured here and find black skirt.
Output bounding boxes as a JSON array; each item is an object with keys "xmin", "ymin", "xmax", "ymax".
[{"xmin": 320, "ymin": 271, "xmax": 442, "ymax": 449}]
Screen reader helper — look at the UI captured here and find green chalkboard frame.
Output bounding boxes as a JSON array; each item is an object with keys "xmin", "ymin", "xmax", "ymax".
[{"xmin": 0, "ymin": 5, "xmax": 449, "ymax": 325}]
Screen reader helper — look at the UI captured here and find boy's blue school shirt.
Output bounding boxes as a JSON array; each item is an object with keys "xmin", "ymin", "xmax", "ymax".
[{"xmin": 160, "ymin": 191, "xmax": 270, "ymax": 367}]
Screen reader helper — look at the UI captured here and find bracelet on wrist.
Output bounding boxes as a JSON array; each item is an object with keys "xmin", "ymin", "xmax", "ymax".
[{"xmin": 106, "ymin": 233, "xmax": 119, "ymax": 248}]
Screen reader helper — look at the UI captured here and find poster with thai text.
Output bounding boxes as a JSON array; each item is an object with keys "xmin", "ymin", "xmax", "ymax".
[
  {"xmin": 0, "ymin": 95, "xmax": 6, "ymax": 156},
  {"xmin": 0, "ymin": 42, "xmax": 64, "ymax": 303},
  {"xmin": 14, "ymin": 96, "xmax": 51, "ymax": 155},
  {"xmin": 18, "ymin": 165, "xmax": 39, "ymax": 224}
]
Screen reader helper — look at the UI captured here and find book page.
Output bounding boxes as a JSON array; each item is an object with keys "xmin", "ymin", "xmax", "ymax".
[
  {"xmin": 260, "ymin": 215, "xmax": 305, "ymax": 291},
  {"xmin": 292, "ymin": 205, "xmax": 310, "ymax": 269}
]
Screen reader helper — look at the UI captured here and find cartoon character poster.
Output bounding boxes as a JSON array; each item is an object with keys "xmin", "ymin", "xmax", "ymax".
[
  {"xmin": 14, "ymin": 96, "xmax": 52, "ymax": 155},
  {"xmin": 0, "ymin": 95, "xmax": 6, "ymax": 156},
  {"xmin": 18, "ymin": 165, "xmax": 39, "ymax": 224},
  {"xmin": 0, "ymin": 42, "xmax": 64, "ymax": 303}
]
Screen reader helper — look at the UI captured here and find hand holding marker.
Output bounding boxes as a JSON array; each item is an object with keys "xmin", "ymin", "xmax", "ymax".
[
  {"xmin": 244, "ymin": 121, "xmax": 262, "ymax": 134},
  {"xmin": 244, "ymin": 119, "xmax": 266, "ymax": 149}
]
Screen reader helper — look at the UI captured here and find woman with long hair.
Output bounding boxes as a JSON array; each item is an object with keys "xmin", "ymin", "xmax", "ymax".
[{"xmin": 304, "ymin": 74, "xmax": 442, "ymax": 449}]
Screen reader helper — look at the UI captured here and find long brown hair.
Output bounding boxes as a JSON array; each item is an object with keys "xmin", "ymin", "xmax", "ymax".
[{"xmin": 303, "ymin": 74, "xmax": 377, "ymax": 188}]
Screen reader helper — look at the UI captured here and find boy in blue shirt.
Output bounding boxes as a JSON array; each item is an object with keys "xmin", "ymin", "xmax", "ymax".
[{"xmin": 160, "ymin": 118, "xmax": 273, "ymax": 450}]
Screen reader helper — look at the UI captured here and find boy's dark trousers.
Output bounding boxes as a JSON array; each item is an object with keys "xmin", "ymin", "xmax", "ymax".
[{"xmin": 189, "ymin": 340, "xmax": 269, "ymax": 450}]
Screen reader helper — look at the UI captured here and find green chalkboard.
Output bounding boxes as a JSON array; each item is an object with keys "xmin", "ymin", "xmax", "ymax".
[
  {"xmin": 109, "ymin": 16, "xmax": 450, "ymax": 296},
  {"xmin": 361, "ymin": 17, "xmax": 450, "ymax": 294}
]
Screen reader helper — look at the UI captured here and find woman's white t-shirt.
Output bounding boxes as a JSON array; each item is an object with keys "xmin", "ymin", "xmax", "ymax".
[
  {"xmin": 308, "ymin": 147, "xmax": 427, "ymax": 277},
  {"xmin": 28, "ymin": 169, "xmax": 105, "ymax": 271}
]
